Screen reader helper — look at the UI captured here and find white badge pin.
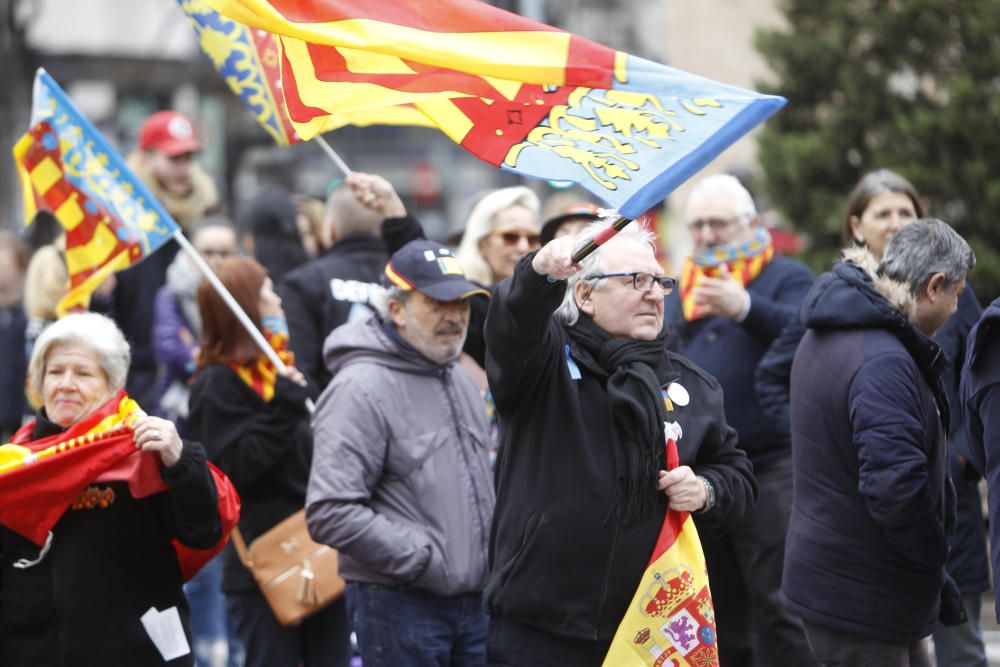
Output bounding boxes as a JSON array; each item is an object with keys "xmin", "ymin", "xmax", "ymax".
[{"xmin": 666, "ymin": 382, "xmax": 690, "ymax": 407}]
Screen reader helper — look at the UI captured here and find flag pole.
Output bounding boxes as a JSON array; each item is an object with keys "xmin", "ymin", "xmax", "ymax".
[
  {"xmin": 313, "ymin": 135, "xmax": 353, "ymax": 177},
  {"xmin": 173, "ymin": 230, "xmax": 315, "ymax": 413},
  {"xmin": 570, "ymin": 215, "xmax": 633, "ymax": 264}
]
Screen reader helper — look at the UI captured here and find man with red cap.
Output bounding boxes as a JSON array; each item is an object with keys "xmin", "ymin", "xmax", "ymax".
[{"xmin": 103, "ymin": 111, "xmax": 220, "ymax": 410}]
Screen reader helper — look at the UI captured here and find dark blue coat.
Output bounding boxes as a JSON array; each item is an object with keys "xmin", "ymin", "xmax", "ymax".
[
  {"xmin": 783, "ymin": 259, "xmax": 960, "ymax": 643},
  {"xmin": 759, "ymin": 284, "xmax": 988, "ymax": 597},
  {"xmin": 961, "ymin": 297, "xmax": 1000, "ymax": 620},
  {"xmin": 665, "ymin": 256, "xmax": 813, "ymax": 467}
]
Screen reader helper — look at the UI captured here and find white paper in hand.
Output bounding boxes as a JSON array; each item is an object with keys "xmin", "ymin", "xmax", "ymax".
[{"xmin": 140, "ymin": 606, "xmax": 191, "ymax": 661}]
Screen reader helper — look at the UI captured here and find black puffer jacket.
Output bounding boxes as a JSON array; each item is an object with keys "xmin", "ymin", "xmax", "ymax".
[{"xmin": 484, "ymin": 254, "xmax": 756, "ymax": 643}]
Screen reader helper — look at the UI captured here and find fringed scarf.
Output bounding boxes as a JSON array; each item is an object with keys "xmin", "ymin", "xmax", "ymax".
[
  {"xmin": 567, "ymin": 316, "xmax": 669, "ymax": 527},
  {"xmin": 679, "ymin": 226, "xmax": 774, "ymax": 321}
]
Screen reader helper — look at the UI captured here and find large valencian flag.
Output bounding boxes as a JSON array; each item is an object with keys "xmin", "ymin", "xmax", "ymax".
[
  {"xmin": 202, "ymin": 0, "xmax": 785, "ymax": 219},
  {"xmin": 13, "ymin": 70, "xmax": 181, "ymax": 315}
]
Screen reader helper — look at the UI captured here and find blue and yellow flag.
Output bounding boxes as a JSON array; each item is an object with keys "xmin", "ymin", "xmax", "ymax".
[
  {"xmin": 13, "ymin": 69, "xmax": 181, "ymax": 315},
  {"xmin": 178, "ymin": 0, "xmax": 299, "ymax": 145},
  {"xmin": 204, "ymin": 0, "xmax": 786, "ymax": 218}
]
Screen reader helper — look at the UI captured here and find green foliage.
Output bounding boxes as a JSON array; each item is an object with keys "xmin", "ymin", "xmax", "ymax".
[{"xmin": 755, "ymin": 0, "xmax": 1000, "ymax": 301}]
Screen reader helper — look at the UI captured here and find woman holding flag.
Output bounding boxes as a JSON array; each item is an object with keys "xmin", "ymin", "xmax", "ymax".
[
  {"xmin": 188, "ymin": 257, "xmax": 351, "ymax": 667},
  {"xmin": 0, "ymin": 312, "xmax": 228, "ymax": 666}
]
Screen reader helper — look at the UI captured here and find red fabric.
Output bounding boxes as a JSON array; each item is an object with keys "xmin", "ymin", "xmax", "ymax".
[{"xmin": 173, "ymin": 462, "xmax": 241, "ymax": 581}]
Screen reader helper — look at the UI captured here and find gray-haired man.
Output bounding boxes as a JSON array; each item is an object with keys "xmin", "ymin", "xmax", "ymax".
[
  {"xmin": 784, "ymin": 218, "xmax": 975, "ymax": 665},
  {"xmin": 306, "ymin": 239, "xmax": 494, "ymax": 666}
]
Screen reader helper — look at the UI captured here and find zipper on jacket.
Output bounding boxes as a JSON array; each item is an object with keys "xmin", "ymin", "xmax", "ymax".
[{"xmin": 440, "ymin": 368, "xmax": 491, "ymax": 548}]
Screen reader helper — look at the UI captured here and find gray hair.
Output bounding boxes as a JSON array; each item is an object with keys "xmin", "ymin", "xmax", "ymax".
[
  {"xmin": 455, "ymin": 186, "xmax": 541, "ymax": 285},
  {"xmin": 685, "ymin": 174, "xmax": 757, "ymax": 225},
  {"xmin": 371, "ymin": 285, "xmax": 411, "ymax": 322},
  {"xmin": 553, "ymin": 221, "xmax": 657, "ymax": 326},
  {"xmin": 28, "ymin": 312, "xmax": 131, "ymax": 401},
  {"xmin": 877, "ymin": 218, "xmax": 975, "ymax": 295}
]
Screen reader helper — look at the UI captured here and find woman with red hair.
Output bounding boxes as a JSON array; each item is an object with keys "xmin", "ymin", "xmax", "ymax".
[{"xmin": 188, "ymin": 257, "xmax": 350, "ymax": 667}]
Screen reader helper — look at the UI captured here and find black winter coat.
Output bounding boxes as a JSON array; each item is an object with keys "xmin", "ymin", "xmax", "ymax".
[
  {"xmin": 665, "ymin": 257, "xmax": 813, "ymax": 467},
  {"xmin": 278, "ymin": 234, "xmax": 387, "ymax": 390},
  {"xmin": 188, "ymin": 365, "xmax": 315, "ymax": 592},
  {"xmin": 962, "ymin": 297, "xmax": 1000, "ymax": 620},
  {"xmin": 783, "ymin": 258, "xmax": 960, "ymax": 643},
  {"xmin": 484, "ymin": 255, "xmax": 756, "ymax": 643},
  {"xmin": 0, "ymin": 414, "xmax": 221, "ymax": 667}
]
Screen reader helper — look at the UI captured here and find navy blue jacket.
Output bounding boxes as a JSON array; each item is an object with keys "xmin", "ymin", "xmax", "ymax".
[
  {"xmin": 760, "ymin": 284, "xmax": 988, "ymax": 596},
  {"xmin": 783, "ymin": 259, "xmax": 960, "ymax": 643},
  {"xmin": 665, "ymin": 256, "xmax": 813, "ymax": 467},
  {"xmin": 961, "ymin": 297, "xmax": 1000, "ymax": 620}
]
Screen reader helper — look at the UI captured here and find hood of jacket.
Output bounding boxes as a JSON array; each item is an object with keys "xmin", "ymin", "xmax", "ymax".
[
  {"xmin": 323, "ymin": 315, "xmax": 450, "ymax": 378},
  {"xmin": 803, "ymin": 247, "xmax": 948, "ymax": 403},
  {"xmin": 967, "ymin": 297, "xmax": 1000, "ymax": 370}
]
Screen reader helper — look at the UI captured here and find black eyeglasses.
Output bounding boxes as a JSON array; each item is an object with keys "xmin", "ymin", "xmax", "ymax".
[{"xmin": 585, "ymin": 272, "xmax": 675, "ymax": 295}]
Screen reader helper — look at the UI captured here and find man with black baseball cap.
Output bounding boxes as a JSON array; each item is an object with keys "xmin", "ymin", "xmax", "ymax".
[{"xmin": 306, "ymin": 239, "xmax": 495, "ymax": 665}]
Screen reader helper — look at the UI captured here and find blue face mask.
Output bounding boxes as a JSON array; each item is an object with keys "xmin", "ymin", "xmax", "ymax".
[{"xmin": 261, "ymin": 315, "xmax": 288, "ymax": 338}]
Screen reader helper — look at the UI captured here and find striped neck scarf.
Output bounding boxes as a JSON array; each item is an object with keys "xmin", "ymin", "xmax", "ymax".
[
  {"xmin": 680, "ymin": 226, "xmax": 774, "ymax": 321},
  {"xmin": 229, "ymin": 318, "xmax": 296, "ymax": 401}
]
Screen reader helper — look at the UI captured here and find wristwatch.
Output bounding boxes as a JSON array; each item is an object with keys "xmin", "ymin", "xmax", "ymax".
[{"xmin": 696, "ymin": 475, "xmax": 715, "ymax": 513}]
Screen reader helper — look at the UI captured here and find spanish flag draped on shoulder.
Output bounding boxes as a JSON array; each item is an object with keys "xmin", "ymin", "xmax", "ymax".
[
  {"xmin": 13, "ymin": 70, "xmax": 181, "ymax": 315},
  {"xmin": 603, "ymin": 426, "xmax": 720, "ymax": 667},
  {"xmin": 202, "ymin": 0, "xmax": 786, "ymax": 218}
]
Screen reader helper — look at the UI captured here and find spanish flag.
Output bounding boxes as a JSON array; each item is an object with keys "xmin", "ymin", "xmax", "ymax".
[
  {"xmin": 603, "ymin": 428, "xmax": 719, "ymax": 667},
  {"xmin": 203, "ymin": 0, "xmax": 785, "ymax": 218},
  {"xmin": 13, "ymin": 70, "xmax": 181, "ymax": 315},
  {"xmin": 0, "ymin": 391, "xmax": 241, "ymax": 581}
]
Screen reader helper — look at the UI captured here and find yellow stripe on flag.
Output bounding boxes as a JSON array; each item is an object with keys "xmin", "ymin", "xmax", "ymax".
[
  {"xmin": 64, "ymin": 222, "xmax": 118, "ymax": 276},
  {"xmin": 339, "ymin": 47, "xmax": 417, "ymax": 75},
  {"xmin": 205, "ymin": 0, "xmax": 572, "ymax": 84}
]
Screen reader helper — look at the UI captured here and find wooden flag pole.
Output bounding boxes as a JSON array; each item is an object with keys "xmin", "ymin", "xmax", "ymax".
[{"xmin": 570, "ymin": 215, "xmax": 633, "ymax": 264}]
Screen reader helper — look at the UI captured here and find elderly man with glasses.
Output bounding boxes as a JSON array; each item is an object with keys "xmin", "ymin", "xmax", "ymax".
[
  {"xmin": 664, "ymin": 174, "xmax": 816, "ymax": 667},
  {"xmin": 482, "ymin": 221, "xmax": 756, "ymax": 666}
]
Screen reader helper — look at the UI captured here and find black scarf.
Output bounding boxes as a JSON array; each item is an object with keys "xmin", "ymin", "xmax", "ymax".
[{"xmin": 568, "ymin": 315, "xmax": 669, "ymax": 526}]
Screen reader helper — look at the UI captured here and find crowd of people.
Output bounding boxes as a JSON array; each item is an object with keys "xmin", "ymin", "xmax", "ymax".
[{"xmin": 0, "ymin": 108, "xmax": 998, "ymax": 667}]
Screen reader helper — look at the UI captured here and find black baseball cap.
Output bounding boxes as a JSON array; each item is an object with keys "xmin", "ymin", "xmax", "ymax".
[
  {"xmin": 540, "ymin": 203, "xmax": 602, "ymax": 244},
  {"xmin": 384, "ymin": 240, "xmax": 490, "ymax": 301}
]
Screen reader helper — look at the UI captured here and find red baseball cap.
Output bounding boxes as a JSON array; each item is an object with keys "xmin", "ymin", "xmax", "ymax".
[{"xmin": 138, "ymin": 111, "xmax": 202, "ymax": 157}]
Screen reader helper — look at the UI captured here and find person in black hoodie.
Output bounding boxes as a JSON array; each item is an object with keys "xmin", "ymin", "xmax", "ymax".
[
  {"xmin": 188, "ymin": 257, "xmax": 350, "ymax": 667},
  {"xmin": 484, "ymin": 222, "xmax": 756, "ymax": 665},
  {"xmin": 783, "ymin": 219, "xmax": 975, "ymax": 666}
]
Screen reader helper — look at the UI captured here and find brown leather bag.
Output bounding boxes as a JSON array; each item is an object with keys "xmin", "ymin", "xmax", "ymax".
[{"xmin": 230, "ymin": 510, "xmax": 345, "ymax": 626}]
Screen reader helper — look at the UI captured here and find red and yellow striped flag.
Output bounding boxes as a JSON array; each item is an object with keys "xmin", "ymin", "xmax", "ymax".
[
  {"xmin": 203, "ymin": 0, "xmax": 786, "ymax": 219},
  {"xmin": 13, "ymin": 71, "xmax": 182, "ymax": 315},
  {"xmin": 603, "ymin": 430, "xmax": 719, "ymax": 667}
]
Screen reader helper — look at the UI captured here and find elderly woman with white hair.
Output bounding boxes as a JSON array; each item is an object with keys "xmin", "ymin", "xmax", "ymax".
[
  {"xmin": 0, "ymin": 312, "xmax": 225, "ymax": 666},
  {"xmin": 452, "ymin": 186, "xmax": 540, "ymax": 368}
]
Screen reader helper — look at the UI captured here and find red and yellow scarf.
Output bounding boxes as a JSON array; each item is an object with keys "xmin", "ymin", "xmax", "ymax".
[
  {"xmin": 679, "ymin": 226, "xmax": 773, "ymax": 321},
  {"xmin": 228, "ymin": 322, "xmax": 296, "ymax": 400}
]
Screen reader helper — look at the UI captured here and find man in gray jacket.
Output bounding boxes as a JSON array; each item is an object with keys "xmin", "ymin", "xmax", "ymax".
[{"xmin": 306, "ymin": 239, "xmax": 495, "ymax": 666}]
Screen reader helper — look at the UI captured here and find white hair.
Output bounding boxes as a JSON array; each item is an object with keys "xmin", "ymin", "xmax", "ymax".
[
  {"xmin": 455, "ymin": 186, "xmax": 541, "ymax": 285},
  {"xmin": 371, "ymin": 285, "xmax": 411, "ymax": 322},
  {"xmin": 685, "ymin": 174, "xmax": 757, "ymax": 224},
  {"xmin": 553, "ymin": 221, "xmax": 657, "ymax": 326},
  {"xmin": 28, "ymin": 312, "xmax": 130, "ymax": 401}
]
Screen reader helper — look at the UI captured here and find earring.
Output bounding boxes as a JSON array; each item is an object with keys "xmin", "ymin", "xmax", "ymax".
[{"xmin": 855, "ymin": 236, "xmax": 864, "ymax": 244}]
